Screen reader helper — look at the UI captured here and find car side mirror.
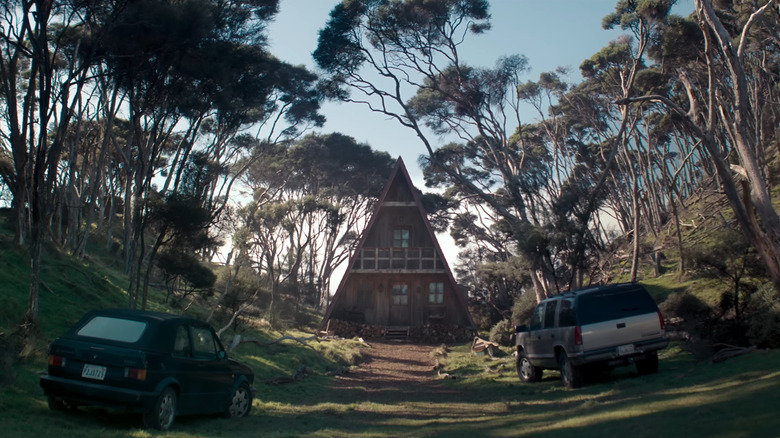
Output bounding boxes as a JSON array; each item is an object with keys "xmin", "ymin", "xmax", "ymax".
[
  {"xmin": 516, "ymin": 325, "xmax": 528, "ymax": 333},
  {"xmin": 219, "ymin": 350, "xmax": 227, "ymax": 360}
]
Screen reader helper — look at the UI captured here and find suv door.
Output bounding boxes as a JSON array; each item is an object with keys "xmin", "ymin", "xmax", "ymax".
[
  {"xmin": 523, "ymin": 303, "xmax": 545, "ymax": 362},
  {"xmin": 525, "ymin": 299, "xmax": 559, "ymax": 368},
  {"xmin": 538, "ymin": 299, "xmax": 560, "ymax": 368}
]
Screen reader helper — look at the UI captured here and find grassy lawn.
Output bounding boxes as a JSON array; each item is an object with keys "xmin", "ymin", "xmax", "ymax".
[{"xmin": 2, "ymin": 340, "xmax": 778, "ymax": 437}]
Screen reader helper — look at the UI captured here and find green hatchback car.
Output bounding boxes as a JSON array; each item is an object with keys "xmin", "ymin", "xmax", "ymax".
[{"xmin": 40, "ymin": 309, "xmax": 255, "ymax": 430}]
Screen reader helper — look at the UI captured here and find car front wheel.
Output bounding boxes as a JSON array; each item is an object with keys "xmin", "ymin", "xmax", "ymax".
[
  {"xmin": 143, "ymin": 387, "xmax": 177, "ymax": 431},
  {"xmin": 559, "ymin": 351, "xmax": 583, "ymax": 389},
  {"xmin": 516, "ymin": 350, "xmax": 542, "ymax": 383},
  {"xmin": 225, "ymin": 383, "xmax": 253, "ymax": 418}
]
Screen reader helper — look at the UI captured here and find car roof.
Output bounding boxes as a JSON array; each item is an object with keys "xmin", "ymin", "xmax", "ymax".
[
  {"xmin": 62, "ymin": 308, "xmax": 213, "ymax": 349},
  {"xmin": 82, "ymin": 308, "xmax": 201, "ymax": 323}
]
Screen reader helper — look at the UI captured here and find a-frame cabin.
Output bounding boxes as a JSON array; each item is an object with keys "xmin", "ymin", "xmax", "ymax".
[{"xmin": 322, "ymin": 158, "xmax": 474, "ymax": 337}]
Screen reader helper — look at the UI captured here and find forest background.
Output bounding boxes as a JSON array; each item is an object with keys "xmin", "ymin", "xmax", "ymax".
[{"xmin": 2, "ymin": 0, "xmax": 780, "ymax": 347}]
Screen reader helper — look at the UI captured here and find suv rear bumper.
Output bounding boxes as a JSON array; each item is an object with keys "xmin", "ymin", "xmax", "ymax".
[
  {"xmin": 569, "ymin": 337, "xmax": 669, "ymax": 366},
  {"xmin": 40, "ymin": 374, "xmax": 157, "ymax": 411}
]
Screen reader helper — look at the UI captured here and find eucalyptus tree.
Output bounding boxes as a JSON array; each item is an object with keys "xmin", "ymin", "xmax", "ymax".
[
  {"xmin": 617, "ymin": 0, "xmax": 780, "ymax": 287},
  {"xmin": 235, "ymin": 134, "xmax": 393, "ymax": 325},
  {"xmin": 98, "ymin": 0, "xmax": 266, "ymax": 308},
  {"xmin": 0, "ymin": 0, "xmax": 109, "ymax": 328},
  {"xmin": 314, "ymin": 0, "xmax": 574, "ymax": 300},
  {"xmin": 282, "ymin": 134, "xmax": 394, "ymax": 307},
  {"xmin": 96, "ymin": 0, "xmax": 325, "ymax": 309}
]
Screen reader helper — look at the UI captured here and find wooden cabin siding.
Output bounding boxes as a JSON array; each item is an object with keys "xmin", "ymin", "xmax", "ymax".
[
  {"xmin": 363, "ymin": 206, "xmax": 432, "ymax": 248},
  {"xmin": 332, "ymin": 273, "xmax": 469, "ymax": 327}
]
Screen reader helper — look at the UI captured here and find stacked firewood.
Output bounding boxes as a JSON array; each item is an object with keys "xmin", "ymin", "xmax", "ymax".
[
  {"xmin": 410, "ymin": 324, "xmax": 474, "ymax": 343},
  {"xmin": 325, "ymin": 319, "xmax": 384, "ymax": 338},
  {"xmin": 325, "ymin": 319, "xmax": 475, "ymax": 342}
]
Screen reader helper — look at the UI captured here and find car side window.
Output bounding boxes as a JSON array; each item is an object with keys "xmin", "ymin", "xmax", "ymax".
[
  {"xmin": 191, "ymin": 326, "xmax": 219, "ymax": 361},
  {"xmin": 543, "ymin": 300, "xmax": 558, "ymax": 329},
  {"xmin": 172, "ymin": 325, "xmax": 192, "ymax": 358},
  {"xmin": 529, "ymin": 304, "xmax": 544, "ymax": 330},
  {"xmin": 558, "ymin": 299, "xmax": 576, "ymax": 327}
]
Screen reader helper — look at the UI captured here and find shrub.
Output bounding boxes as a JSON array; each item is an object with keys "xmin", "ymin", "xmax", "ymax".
[
  {"xmin": 746, "ymin": 284, "xmax": 780, "ymax": 349},
  {"xmin": 660, "ymin": 292, "xmax": 711, "ymax": 322},
  {"xmin": 0, "ymin": 334, "xmax": 16, "ymax": 387},
  {"xmin": 511, "ymin": 291, "xmax": 537, "ymax": 326},
  {"xmin": 489, "ymin": 319, "xmax": 513, "ymax": 346},
  {"xmin": 468, "ymin": 304, "xmax": 493, "ymax": 332}
]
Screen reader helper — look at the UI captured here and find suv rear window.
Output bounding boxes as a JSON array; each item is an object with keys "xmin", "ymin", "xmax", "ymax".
[
  {"xmin": 76, "ymin": 316, "xmax": 147, "ymax": 343},
  {"xmin": 577, "ymin": 286, "xmax": 658, "ymax": 325}
]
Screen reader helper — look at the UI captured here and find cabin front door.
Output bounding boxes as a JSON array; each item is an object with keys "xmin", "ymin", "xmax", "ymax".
[{"xmin": 389, "ymin": 283, "xmax": 411, "ymax": 326}]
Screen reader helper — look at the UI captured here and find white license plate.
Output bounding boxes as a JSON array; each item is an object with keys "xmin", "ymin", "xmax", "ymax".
[
  {"xmin": 617, "ymin": 344, "xmax": 635, "ymax": 356},
  {"xmin": 82, "ymin": 364, "xmax": 107, "ymax": 380}
]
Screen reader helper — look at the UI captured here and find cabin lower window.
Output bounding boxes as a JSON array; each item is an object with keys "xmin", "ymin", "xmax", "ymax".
[
  {"xmin": 392, "ymin": 284, "xmax": 409, "ymax": 305},
  {"xmin": 428, "ymin": 282, "xmax": 444, "ymax": 304}
]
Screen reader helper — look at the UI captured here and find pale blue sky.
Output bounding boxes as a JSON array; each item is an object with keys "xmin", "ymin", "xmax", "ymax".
[{"xmin": 267, "ymin": 0, "xmax": 695, "ymax": 183}]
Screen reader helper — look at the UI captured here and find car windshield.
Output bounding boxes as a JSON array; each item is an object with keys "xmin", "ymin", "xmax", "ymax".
[{"xmin": 76, "ymin": 316, "xmax": 148, "ymax": 343}]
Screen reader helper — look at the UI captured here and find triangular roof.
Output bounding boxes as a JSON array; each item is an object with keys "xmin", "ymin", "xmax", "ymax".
[{"xmin": 321, "ymin": 157, "xmax": 474, "ymax": 328}]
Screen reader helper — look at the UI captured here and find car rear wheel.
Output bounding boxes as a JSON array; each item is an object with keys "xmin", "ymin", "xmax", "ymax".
[
  {"xmin": 48, "ymin": 396, "xmax": 78, "ymax": 412},
  {"xmin": 516, "ymin": 350, "xmax": 542, "ymax": 383},
  {"xmin": 143, "ymin": 387, "xmax": 177, "ymax": 431},
  {"xmin": 225, "ymin": 383, "xmax": 253, "ymax": 418},
  {"xmin": 558, "ymin": 351, "xmax": 583, "ymax": 388},
  {"xmin": 636, "ymin": 351, "xmax": 659, "ymax": 375}
]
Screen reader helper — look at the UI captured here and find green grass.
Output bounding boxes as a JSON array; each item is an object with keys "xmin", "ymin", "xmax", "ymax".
[{"xmin": 3, "ymin": 341, "xmax": 777, "ymax": 437}]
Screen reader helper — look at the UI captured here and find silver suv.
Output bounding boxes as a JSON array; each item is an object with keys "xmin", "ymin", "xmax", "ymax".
[{"xmin": 515, "ymin": 283, "xmax": 668, "ymax": 388}]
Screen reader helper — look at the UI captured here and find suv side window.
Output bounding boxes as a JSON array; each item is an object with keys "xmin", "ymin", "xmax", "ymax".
[
  {"xmin": 543, "ymin": 300, "xmax": 558, "ymax": 329},
  {"xmin": 529, "ymin": 304, "xmax": 544, "ymax": 330},
  {"xmin": 558, "ymin": 299, "xmax": 576, "ymax": 327}
]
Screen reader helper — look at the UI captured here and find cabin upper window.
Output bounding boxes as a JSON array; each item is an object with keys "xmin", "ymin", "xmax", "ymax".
[
  {"xmin": 393, "ymin": 228, "xmax": 410, "ymax": 248},
  {"xmin": 392, "ymin": 284, "xmax": 409, "ymax": 305}
]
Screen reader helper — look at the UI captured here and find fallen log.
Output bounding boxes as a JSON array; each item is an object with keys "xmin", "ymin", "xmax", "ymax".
[
  {"xmin": 229, "ymin": 334, "xmax": 320, "ymax": 352},
  {"xmin": 326, "ymin": 366, "xmax": 351, "ymax": 376},
  {"xmin": 266, "ymin": 366, "xmax": 312, "ymax": 385},
  {"xmin": 471, "ymin": 336, "xmax": 500, "ymax": 356},
  {"xmin": 437, "ymin": 369, "xmax": 457, "ymax": 379},
  {"xmin": 712, "ymin": 344, "xmax": 756, "ymax": 363}
]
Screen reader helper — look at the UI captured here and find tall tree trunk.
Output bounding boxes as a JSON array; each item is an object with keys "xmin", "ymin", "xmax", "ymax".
[
  {"xmin": 696, "ymin": 0, "xmax": 780, "ymax": 287},
  {"xmin": 630, "ymin": 172, "xmax": 640, "ymax": 283}
]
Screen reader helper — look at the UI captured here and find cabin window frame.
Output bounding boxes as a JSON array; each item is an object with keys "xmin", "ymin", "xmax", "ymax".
[
  {"xmin": 428, "ymin": 282, "xmax": 444, "ymax": 304},
  {"xmin": 392, "ymin": 283, "xmax": 409, "ymax": 305},
  {"xmin": 393, "ymin": 227, "xmax": 411, "ymax": 248}
]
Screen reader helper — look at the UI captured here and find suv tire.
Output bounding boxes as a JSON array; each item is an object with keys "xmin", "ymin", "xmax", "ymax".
[
  {"xmin": 516, "ymin": 349, "xmax": 542, "ymax": 382},
  {"xmin": 636, "ymin": 351, "xmax": 659, "ymax": 375},
  {"xmin": 559, "ymin": 351, "xmax": 583, "ymax": 389}
]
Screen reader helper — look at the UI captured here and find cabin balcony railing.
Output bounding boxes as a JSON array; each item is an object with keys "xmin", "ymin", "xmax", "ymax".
[{"xmin": 352, "ymin": 247, "xmax": 446, "ymax": 272}]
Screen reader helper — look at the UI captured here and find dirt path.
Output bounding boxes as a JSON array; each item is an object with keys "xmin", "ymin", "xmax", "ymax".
[{"xmin": 333, "ymin": 341, "xmax": 460, "ymax": 400}]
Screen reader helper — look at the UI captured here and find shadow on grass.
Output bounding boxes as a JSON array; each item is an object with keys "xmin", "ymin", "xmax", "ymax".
[
  {"xmin": 227, "ymin": 349, "xmax": 780, "ymax": 438},
  {"xmin": 9, "ymin": 348, "xmax": 780, "ymax": 438}
]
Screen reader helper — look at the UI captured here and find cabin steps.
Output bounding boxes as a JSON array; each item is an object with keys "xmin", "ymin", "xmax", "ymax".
[{"xmin": 384, "ymin": 326, "xmax": 410, "ymax": 340}]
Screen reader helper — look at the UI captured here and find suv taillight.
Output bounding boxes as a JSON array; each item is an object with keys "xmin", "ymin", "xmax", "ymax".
[
  {"xmin": 574, "ymin": 326, "xmax": 582, "ymax": 345},
  {"xmin": 658, "ymin": 310, "xmax": 666, "ymax": 330}
]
